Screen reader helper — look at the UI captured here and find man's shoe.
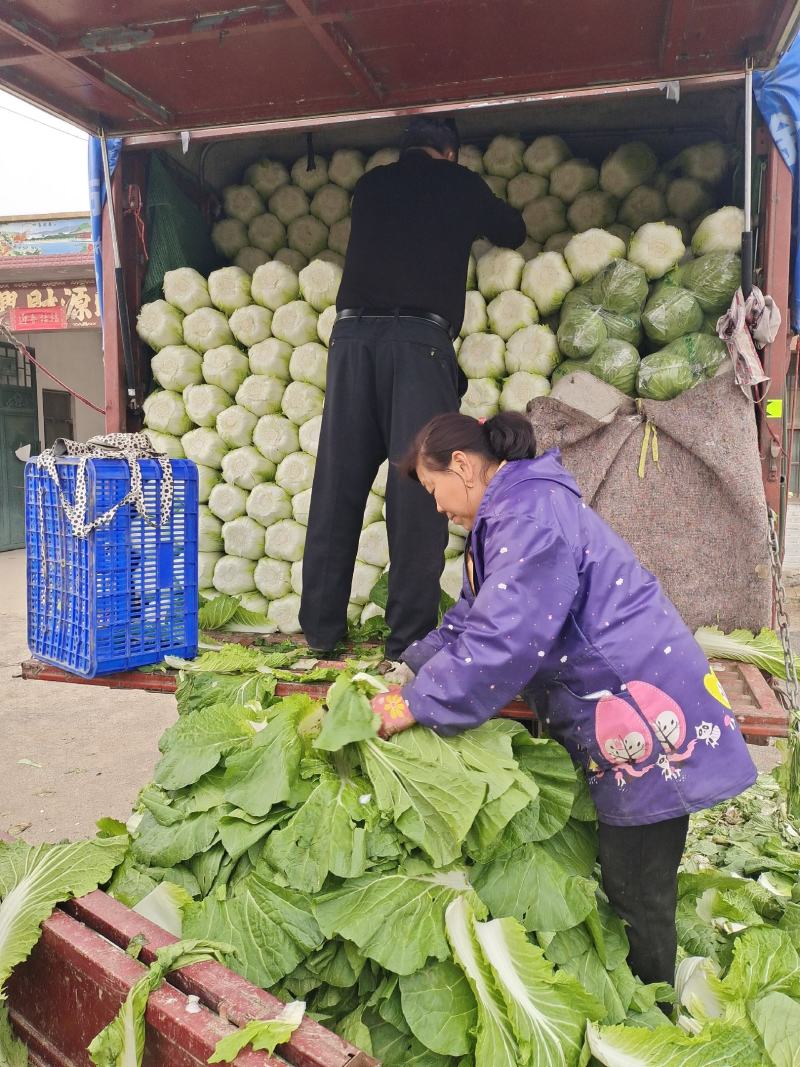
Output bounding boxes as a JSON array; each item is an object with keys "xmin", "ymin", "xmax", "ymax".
[{"xmin": 307, "ymin": 646, "xmax": 344, "ymax": 660}]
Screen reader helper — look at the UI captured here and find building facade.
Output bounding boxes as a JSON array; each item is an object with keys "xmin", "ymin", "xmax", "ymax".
[{"xmin": 0, "ymin": 214, "xmax": 105, "ymax": 550}]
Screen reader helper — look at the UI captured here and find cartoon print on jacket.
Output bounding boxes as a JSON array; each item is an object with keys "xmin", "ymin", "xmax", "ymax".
[
  {"xmin": 593, "ymin": 681, "xmax": 715, "ymax": 788},
  {"xmin": 704, "ymin": 669, "xmax": 738, "ymax": 734},
  {"xmin": 594, "ymin": 692, "xmax": 654, "ymax": 784}
]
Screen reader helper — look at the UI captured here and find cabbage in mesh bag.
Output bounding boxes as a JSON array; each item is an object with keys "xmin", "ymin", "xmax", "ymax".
[
  {"xmin": 590, "ymin": 260, "xmax": 648, "ymax": 314},
  {"xmin": 637, "ymin": 341, "xmax": 704, "ymax": 400},
  {"xmin": 557, "ymin": 305, "xmax": 607, "ymax": 360},
  {"xmin": 692, "ymin": 333, "xmax": 728, "ymax": 377},
  {"xmin": 676, "ymin": 252, "xmax": 741, "ymax": 313},
  {"xmin": 656, "ymin": 332, "xmax": 728, "ymax": 379},
  {"xmin": 642, "ymin": 285, "xmax": 703, "ymax": 344},
  {"xmin": 587, "ymin": 339, "xmax": 640, "ymax": 396},
  {"xmin": 598, "ymin": 306, "xmax": 642, "ymax": 347}
]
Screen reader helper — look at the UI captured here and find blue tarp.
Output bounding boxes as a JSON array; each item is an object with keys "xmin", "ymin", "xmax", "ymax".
[
  {"xmin": 88, "ymin": 136, "xmax": 122, "ymax": 324},
  {"xmin": 754, "ymin": 35, "xmax": 800, "ymax": 331}
]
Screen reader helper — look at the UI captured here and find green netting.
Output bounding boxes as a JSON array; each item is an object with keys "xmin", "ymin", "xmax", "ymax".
[{"xmin": 141, "ymin": 154, "xmax": 219, "ymax": 305}]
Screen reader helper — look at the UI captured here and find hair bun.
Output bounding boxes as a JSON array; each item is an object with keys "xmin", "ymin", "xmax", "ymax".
[{"xmin": 484, "ymin": 412, "xmax": 537, "ymax": 461}]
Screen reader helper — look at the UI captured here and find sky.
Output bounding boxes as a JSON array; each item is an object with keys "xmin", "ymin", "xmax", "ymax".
[{"xmin": 0, "ymin": 89, "xmax": 90, "ymax": 217}]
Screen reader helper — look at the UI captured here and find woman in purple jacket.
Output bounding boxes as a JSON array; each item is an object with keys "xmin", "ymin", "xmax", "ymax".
[{"xmin": 371, "ymin": 410, "xmax": 757, "ymax": 989}]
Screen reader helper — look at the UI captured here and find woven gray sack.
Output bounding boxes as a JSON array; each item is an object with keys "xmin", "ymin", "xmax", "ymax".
[{"xmin": 527, "ymin": 370, "xmax": 771, "ymax": 632}]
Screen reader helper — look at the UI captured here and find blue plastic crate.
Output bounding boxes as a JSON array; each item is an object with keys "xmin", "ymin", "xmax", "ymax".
[{"xmin": 25, "ymin": 457, "xmax": 198, "ymax": 677}]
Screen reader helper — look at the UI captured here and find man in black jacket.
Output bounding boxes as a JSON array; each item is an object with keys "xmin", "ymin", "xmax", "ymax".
[{"xmin": 300, "ymin": 116, "xmax": 525, "ymax": 660}]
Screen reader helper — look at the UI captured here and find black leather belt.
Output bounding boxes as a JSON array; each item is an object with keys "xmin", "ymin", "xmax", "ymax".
[{"xmin": 335, "ymin": 307, "xmax": 455, "ymax": 339}]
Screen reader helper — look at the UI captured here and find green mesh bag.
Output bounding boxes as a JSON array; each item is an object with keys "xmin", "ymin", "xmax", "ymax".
[{"xmin": 141, "ymin": 154, "xmax": 219, "ymax": 305}]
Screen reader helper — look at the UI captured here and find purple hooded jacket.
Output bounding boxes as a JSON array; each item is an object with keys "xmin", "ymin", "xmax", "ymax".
[{"xmin": 401, "ymin": 451, "xmax": 757, "ymax": 826}]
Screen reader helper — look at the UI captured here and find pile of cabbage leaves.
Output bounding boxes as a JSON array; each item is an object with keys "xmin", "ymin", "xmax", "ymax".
[
  {"xmin": 0, "ymin": 653, "xmax": 798, "ymax": 1065},
  {"xmin": 111, "ymin": 654, "xmax": 799, "ymax": 1065}
]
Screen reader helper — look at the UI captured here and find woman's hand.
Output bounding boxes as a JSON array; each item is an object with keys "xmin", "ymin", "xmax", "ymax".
[{"xmin": 371, "ymin": 688, "xmax": 416, "ymax": 738}]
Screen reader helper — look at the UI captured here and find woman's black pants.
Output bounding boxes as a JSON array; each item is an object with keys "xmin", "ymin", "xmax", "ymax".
[{"xmin": 598, "ymin": 813, "xmax": 690, "ymax": 988}]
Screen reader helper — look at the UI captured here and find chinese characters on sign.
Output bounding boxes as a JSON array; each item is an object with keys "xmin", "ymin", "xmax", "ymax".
[{"xmin": 0, "ymin": 282, "xmax": 100, "ymax": 331}]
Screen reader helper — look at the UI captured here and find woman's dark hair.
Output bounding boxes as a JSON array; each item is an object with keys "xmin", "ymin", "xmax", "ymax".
[
  {"xmin": 400, "ymin": 116, "xmax": 460, "ymax": 156},
  {"xmin": 401, "ymin": 412, "xmax": 536, "ymax": 480}
]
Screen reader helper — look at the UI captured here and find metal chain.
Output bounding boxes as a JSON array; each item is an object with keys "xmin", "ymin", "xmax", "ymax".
[{"xmin": 768, "ymin": 508, "xmax": 800, "ymax": 713}]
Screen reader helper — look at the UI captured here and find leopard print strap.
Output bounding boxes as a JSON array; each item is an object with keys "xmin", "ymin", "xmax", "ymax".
[{"xmin": 37, "ymin": 433, "xmax": 174, "ymax": 538}]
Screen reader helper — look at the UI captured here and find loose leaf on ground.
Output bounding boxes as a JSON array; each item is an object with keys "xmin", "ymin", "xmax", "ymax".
[
  {"xmin": 585, "ymin": 1018, "xmax": 764, "ymax": 1066},
  {"xmin": 712, "ymin": 926, "xmax": 800, "ymax": 1006},
  {"xmin": 0, "ymin": 834, "xmax": 128, "ymax": 997},
  {"xmin": 750, "ymin": 990, "xmax": 800, "ymax": 1067}
]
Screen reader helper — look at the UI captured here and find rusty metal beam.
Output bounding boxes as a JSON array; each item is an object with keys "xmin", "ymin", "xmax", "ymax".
[
  {"xmin": 284, "ymin": 0, "xmax": 383, "ymax": 101},
  {"xmin": 21, "ymin": 653, "xmax": 788, "ymax": 738},
  {"xmin": 67, "ymin": 892, "xmax": 378, "ymax": 1067},
  {"xmin": 0, "ymin": 3, "xmax": 171, "ymax": 122},
  {"xmin": 102, "ymin": 162, "xmax": 129, "ymax": 431},
  {"xmin": 7, "ymin": 909, "xmax": 293, "ymax": 1067},
  {"xmin": 0, "ymin": 66, "xmax": 99, "ymax": 128},
  {"xmin": 0, "ymin": 0, "xmax": 447, "ymax": 70},
  {"xmin": 118, "ymin": 70, "xmax": 744, "ymax": 148},
  {"xmin": 0, "ymin": 6, "xmax": 345, "ymax": 69}
]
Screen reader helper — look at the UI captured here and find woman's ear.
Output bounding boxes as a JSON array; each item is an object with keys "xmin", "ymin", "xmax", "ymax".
[{"xmin": 450, "ymin": 449, "xmax": 474, "ymax": 482}]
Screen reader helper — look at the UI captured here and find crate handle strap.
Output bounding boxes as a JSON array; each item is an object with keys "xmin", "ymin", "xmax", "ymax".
[{"xmin": 36, "ymin": 433, "xmax": 174, "ymax": 539}]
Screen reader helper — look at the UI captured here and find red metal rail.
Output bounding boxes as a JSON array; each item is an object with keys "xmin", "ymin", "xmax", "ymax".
[
  {"xmin": 20, "ymin": 656, "xmax": 786, "ymax": 740},
  {"xmin": 6, "ymin": 891, "xmax": 376, "ymax": 1067}
]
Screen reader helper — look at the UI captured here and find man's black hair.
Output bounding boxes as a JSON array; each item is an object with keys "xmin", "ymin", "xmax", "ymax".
[{"xmin": 400, "ymin": 116, "xmax": 460, "ymax": 156}]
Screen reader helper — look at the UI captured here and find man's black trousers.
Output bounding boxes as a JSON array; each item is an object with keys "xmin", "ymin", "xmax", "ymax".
[
  {"xmin": 300, "ymin": 316, "xmax": 462, "ymax": 660},
  {"xmin": 598, "ymin": 813, "xmax": 690, "ymax": 993}
]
